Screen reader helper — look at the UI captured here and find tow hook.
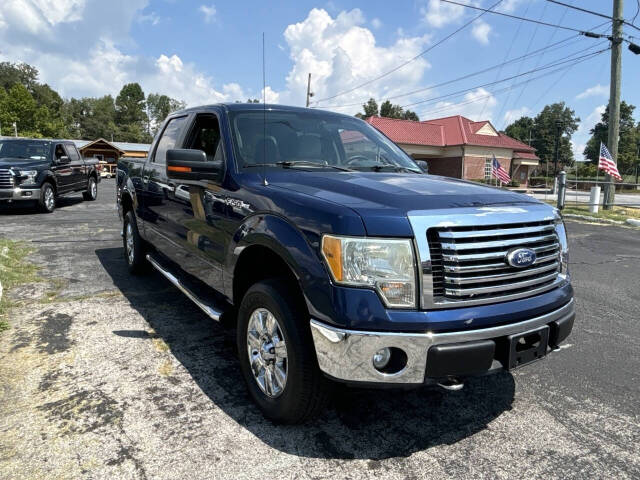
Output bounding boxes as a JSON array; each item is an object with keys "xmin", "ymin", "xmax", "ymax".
[{"xmin": 437, "ymin": 377, "xmax": 464, "ymax": 391}]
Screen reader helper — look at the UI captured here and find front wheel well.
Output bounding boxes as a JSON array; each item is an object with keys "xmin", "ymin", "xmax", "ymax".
[
  {"xmin": 233, "ymin": 245, "xmax": 305, "ymax": 311},
  {"xmin": 120, "ymin": 192, "xmax": 134, "ymax": 216}
]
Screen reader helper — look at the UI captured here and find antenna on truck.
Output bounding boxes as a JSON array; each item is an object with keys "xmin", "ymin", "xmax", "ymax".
[{"xmin": 262, "ymin": 32, "xmax": 268, "ymax": 186}]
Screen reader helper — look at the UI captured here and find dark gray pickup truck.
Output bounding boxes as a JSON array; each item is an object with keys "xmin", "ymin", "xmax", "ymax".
[{"xmin": 0, "ymin": 138, "xmax": 100, "ymax": 213}]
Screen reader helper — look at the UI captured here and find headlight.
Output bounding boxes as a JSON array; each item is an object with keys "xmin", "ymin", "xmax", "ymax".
[
  {"xmin": 321, "ymin": 235, "xmax": 417, "ymax": 308},
  {"xmin": 16, "ymin": 170, "xmax": 38, "ymax": 185},
  {"xmin": 554, "ymin": 210, "xmax": 569, "ymax": 277}
]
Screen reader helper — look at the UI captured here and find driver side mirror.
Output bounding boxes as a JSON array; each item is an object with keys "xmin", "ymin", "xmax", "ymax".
[
  {"xmin": 166, "ymin": 149, "xmax": 222, "ymax": 181},
  {"xmin": 415, "ymin": 160, "xmax": 429, "ymax": 173},
  {"xmin": 58, "ymin": 155, "xmax": 70, "ymax": 164}
]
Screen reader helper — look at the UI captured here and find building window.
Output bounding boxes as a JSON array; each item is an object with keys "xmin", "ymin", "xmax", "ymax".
[{"xmin": 484, "ymin": 158, "xmax": 492, "ymax": 180}]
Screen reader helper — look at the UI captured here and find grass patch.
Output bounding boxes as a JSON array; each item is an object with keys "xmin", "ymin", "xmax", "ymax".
[
  {"xmin": 0, "ymin": 238, "xmax": 39, "ymax": 332},
  {"xmin": 546, "ymin": 201, "xmax": 640, "ymax": 223}
]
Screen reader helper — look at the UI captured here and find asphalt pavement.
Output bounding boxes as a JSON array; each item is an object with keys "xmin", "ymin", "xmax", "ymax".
[{"xmin": 0, "ymin": 180, "xmax": 638, "ymax": 479}]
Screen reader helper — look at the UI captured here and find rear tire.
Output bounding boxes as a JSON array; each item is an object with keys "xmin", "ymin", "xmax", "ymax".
[
  {"xmin": 123, "ymin": 211, "xmax": 149, "ymax": 275},
  {"xmin": 237, "ymin": 279, "xmax": 331, "ymax": 424},
  {"xmin": 83, "ymin": 176, "xmax": 97, "ymax": 201},
  {"xmin": 38, "ymin": 182, "xmax": 56, "ymax": 213}
]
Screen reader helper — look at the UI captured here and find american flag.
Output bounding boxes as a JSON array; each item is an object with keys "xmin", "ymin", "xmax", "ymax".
[
  {"xmin": 492, "ymin": 155, "xmax": 511, "ymax": 184},
  {"xmin": 598, "ymin": 142, "xmax": 622, "ymax": 181}
]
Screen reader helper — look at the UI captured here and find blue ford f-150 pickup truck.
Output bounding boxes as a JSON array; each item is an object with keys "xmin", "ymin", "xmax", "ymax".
[{"xmin": 117, "ymin": 103, "xmax": 574, "ymax": 423}]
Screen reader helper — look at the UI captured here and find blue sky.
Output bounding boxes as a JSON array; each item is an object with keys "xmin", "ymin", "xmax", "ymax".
[{"xmin": 1, "ymin": 0, "xmax": 639, "ymax": 159}]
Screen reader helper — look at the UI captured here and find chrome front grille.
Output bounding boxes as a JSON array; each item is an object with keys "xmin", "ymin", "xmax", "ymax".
[
  {"xmin": 428, "ymin": 220, "xmax": 560, "ymax": 305},
  {"xmin": 0, "ymin": 169, "xmax": 14, "ymax": 189}
]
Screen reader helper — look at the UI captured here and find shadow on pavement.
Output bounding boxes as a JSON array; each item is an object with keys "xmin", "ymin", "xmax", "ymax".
[
  {"xmin": 0, "ymin": 195, "xmax": 84, "ymax": 215},
  {"xmin": 96, "ymin": 246, "xmax": 515, "ymax": 460}
]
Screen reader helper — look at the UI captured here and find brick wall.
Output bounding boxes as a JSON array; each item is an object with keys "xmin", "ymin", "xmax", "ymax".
[
  {"xmin": 416, "ymin": 157, "xmax": 462, "ymax": 178},
  {"xmin": 463, "ymin": 156, "xmax": 512, "ymax": 180}
]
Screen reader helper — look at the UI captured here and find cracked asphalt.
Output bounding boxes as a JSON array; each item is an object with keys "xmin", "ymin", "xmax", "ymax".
[{"xmin": 0, "ymin": 180, "xmax": 638, "ymax": 479}]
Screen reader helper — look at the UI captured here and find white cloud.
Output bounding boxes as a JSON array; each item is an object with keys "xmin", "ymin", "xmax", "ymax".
[
  {"xmin": 0, "ymin": 4, "xmax": 433, "ymax": 115},
  {"xmin": 418, "ymin": 88, "xmax": 497, "ymax": 121},
  {"xmin": 572, "ymin": 104, "xmax": 605, "ymax": 161},
  {"xmin": 199, "ymin": 4, "xmax": 216, "ymax": 23},
  {"xmin": 283, "ymin": 8, "xmax": 431, "ymax": 113},
  {"xmin": 138, "ymin": 11, "xmax": 160, "ymax": 26},
  {"xmin": 422, "ymin": 0, "xmax": 467, "ymax": 28},
  {"xmin": 576, "ymin": 83, "xmax": 609, "ymax": 100},
  {"xmin": 471, "ymin": 19, "xmax": 491, "ymax": 45},
  {"xmin": 497, "ymin": 0, "xmax": 526, "ymax": 13},
  {"xmin": 371, "ymin": 18, "xmax": 382, "ymax": 29},
  {"xmin": 503, "ymin": 106, "xmax": 531, "ymax": 125}
]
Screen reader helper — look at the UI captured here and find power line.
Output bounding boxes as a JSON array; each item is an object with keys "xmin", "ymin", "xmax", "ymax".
[
  {"xmin": 480, "ymin": 0, "xmax": 534, "ymax": 118},
  {"xmin": 439, "ymin": 0, "xmax": 612, "ymax": 35},
  {"xmin": 546, "ymin": 0, "xmax": 640, "ymax": 32},
  {"xmin": 632, "ymin": 1, "xmax": 640, "ymax": 26},
  {"xmin": 312, "ymin": 0, "xmax": 505, "ymax": 105},
  {"xmin": 545, "ymin": 1, "xmax": 613, "ymax": 21},
  {"xmin": 413, "ymin": 50, "xmax": 606, "ymax": 118},
  {"xmin": 315, "ymin": 33, "xmax": 588, "ymax": 110},
  {"xmin": 399, "ymin": 45, "xmax": 609, "ymax": 109}
]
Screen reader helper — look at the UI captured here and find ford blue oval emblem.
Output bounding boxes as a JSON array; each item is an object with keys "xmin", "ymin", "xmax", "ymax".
[{"xmin": 506, "ymin": 248, "xmax": 536, "ymax": 268}]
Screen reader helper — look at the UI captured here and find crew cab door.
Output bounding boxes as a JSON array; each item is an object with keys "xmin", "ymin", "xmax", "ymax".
[
  {"xmin": 157, "ymin": 112, "xmax": 228, "ymax": 293},
  {"xmin": 52, "ymin": 143, "xmax": 73, "ymax": 193},
  {"xmin": 64, "ymin": 143, "xmax": 86, "ymax": 190},
  {"xmin": 140, "ymin": 115, "xmax": 189, "ymax": 258}
]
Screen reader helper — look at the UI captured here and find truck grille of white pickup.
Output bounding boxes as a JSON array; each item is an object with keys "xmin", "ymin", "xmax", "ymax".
[
  {"xmin": 427, "ymin": 220, "xmax": 561, "ymax": 305},
  {"xmin": 0, "ymin": 169, "xmax": 14, "ymax": 189}
]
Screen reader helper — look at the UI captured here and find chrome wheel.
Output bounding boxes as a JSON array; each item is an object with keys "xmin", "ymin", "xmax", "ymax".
[
  {"xmin": 247, "ymin": 308, "xmax": 288, "ymax": 398},
  {"xmin": 44, "ymin": 187, "xmax": 54, "ymax": 211},
  {"xmin": 90, "ymin": 179, "xmax": 97, "ymax": 198},
  {"xmin": 125, "ymin": 221, "xmax": 135, "ymax": 265}
]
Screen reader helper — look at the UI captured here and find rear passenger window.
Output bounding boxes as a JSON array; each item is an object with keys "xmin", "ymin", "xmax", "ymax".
[
  {"xmin": 153, "ymin": 116, "xmax": 187, "ymax": 164},
  {"xmin": 65, "ymin": 145, "xmax": 80, "ymax": 162}
]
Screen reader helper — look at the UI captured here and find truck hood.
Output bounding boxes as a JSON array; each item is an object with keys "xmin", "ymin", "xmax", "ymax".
[
  {"xmin": 0, "ymin": 158, "xmax": 49, "ymax": 170},
  {"xmin": 266, "ymin": 171, "xmax": 542, "ymax": 236}
]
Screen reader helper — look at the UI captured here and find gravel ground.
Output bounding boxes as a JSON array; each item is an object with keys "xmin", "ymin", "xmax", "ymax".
[{"xmin": 0, "ymin": 180, "xmax": 638, "ymax": 479}]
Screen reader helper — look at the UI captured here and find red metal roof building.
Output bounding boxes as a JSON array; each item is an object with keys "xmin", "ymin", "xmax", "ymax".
[{"xmin": 366, "ymin": 115, "xmax": 540, "ymax": 186}]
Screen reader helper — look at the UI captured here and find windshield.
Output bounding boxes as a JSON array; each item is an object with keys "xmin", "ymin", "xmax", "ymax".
[
  {"xmin": 0, "ymin": 140, "xmax": 50, "ymax": 160},
  {"xmin": 228, "ymin": 110, "xmax": 421, "ymax": 172}
]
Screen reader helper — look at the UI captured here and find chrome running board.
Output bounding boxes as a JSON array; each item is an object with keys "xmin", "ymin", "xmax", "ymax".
[{"xmin": 146, "ymin": 253, "xmax": 222, "ymax": 321}]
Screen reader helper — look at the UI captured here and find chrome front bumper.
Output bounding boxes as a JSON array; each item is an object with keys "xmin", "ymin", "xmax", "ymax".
[
  {"xmin": 310, "ymin": 299, "xmax": 575, "ymax": 384},
  {"xmin": 0, "ymin": 187, "xmax": 40, "ymax": 201}
]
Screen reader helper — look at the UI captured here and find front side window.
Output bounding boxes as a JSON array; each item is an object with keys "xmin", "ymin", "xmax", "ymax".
[
  {"xmin": 228, "ymin": 110, "xmax": 421, "ymax": 173},
  {"xmin": 54, "ymin": 144, "xmax": 66, "ymax": 161},
  {"xmin": 153, "ymin": 116, "xmax": 187, "ymax": 164},
  {"xmin": 65, "ymin": 144, "xmax": 80, "ymax": 162}
]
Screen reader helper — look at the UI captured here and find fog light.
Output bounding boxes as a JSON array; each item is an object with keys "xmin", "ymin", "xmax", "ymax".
[
  {"xmin": 372, "ymin": 347, "xmax": 391, "ymax": 369},
  {"xmin": 22, "ymin": 191, "xmax": 32, "ymax": 197}
]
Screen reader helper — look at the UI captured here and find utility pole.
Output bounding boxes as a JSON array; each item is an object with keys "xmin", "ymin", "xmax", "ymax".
[
  {"xmin": 603, "ymin": 0, "xmax": 624, "ymax": 210},
  {"xmin": 553, "ymin": 120, "xmax": 563, "ymax": 176},
  {"xmin": 13, "ymin": 122, "xmax": 17, "ymax": 137},
  {"xmin": 305, "ymin": 73, "xmax": 314, "ymax": 107},
  {"xmin": 635, "ymin": 139, "xmax": 640, "ymax": 185}
]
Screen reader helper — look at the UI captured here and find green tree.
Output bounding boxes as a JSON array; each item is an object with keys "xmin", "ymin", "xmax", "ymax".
[
  {"xmin": 531, "ymin": 102, "xmax": 580, "ymax": 168},
  {"xmin": 504, "ymin": 116, "xmax": 535, "ymax": 144},
  {"xmin": 146, "ymin": 93, "xmax": 186, "ymax": 135},
  {"xmin": 403, "ymin": 109, "xmax": 420, "ymax": 121},
  {"xmin": 583, "ymin": 101, "xmax": 639, "ymax": 174},
  {"xmin": 362, "ymin": 98, "xmax": 379, "ymax": 117},
  {"xmin": 380, "ymin": 100, "xmax": 403, "ymax": 119},
  {"xmin": 115, "ymin": 83, "xmax": 147, "ymax": 127},
  {"xmin": 0, "ymin": 62, "xmax": 38, "ymax": 91},
  {"xmin": 3, "ymin": 84, "xmax": 38, "ymax": 135}
]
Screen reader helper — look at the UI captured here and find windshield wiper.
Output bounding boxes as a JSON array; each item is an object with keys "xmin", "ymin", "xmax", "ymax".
[
  {"xmin": 369, "ymin": 164, "xmax": 421, "ymax": 174},
  {"xmin": 276, "ymin": 161, "xmax": 354, "ymax": 172}
]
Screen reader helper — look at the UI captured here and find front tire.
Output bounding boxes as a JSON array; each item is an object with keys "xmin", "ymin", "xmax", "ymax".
[
  {"xmin": 237, "ymin": 279, "xmax": 330, "ymax": 424},
  {"xmin": 83, "ymin": 176, "xmax": 97, "ymax": 201},
  {"xmin": 38, "ymin": 182, "xmax": 56, "ymax": 213},
  {"xmin": 123, "ymin": 211, "xmax": 149, "ymax": 274}
]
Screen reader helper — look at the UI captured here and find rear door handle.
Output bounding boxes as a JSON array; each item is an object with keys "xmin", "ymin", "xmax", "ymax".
[{"xmin": 143, "ymin": 176, "xmax": 149, "ymax": 184}]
